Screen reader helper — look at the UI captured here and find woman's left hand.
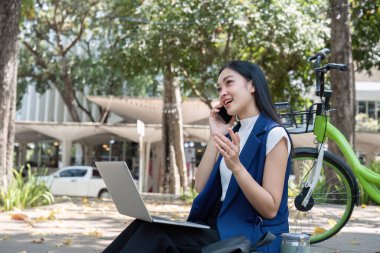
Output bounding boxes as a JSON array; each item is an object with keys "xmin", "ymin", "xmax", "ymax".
[{"xmin": 214, "ymin": 128, "xmax": 242, "ymax": 173}]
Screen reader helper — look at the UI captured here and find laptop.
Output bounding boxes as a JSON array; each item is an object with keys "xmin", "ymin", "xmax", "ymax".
[{"xmin": 95, "ymin": 161, "xmax": 209, "ymax": 229}]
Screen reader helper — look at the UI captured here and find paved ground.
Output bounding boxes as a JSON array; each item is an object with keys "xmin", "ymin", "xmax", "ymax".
[{"xmin": 0, "ymin": 194, "xmax": 379, "ymax": 253}]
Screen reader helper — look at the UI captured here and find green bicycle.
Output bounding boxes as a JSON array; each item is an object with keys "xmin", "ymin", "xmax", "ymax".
[{"xmin": 277, "ymin": 49, "xmax": 380, "ymax": 244}]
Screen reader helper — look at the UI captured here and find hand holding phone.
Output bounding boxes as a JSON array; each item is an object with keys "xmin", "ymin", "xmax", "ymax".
[{"xmin": 217, "ymin": 106, "xmax": 233, "ymax": 124}]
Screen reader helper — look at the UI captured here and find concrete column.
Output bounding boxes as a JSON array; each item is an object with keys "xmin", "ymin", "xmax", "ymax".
[
  {"xmin": 84, "ymin": 144, "xmax": 93, "ymax": 166},
  {"xmin": 137, "ymin": 120, "xmax": 145, "ymax": 192},
  {"xmin": 74, "ymin": 143, "xmax": 83, "ymax": 165},
  {"xmin": 32, "ymin": 142, "xmax": 38, "ymax": 164},
  {"xmin": 122, "ymin": 141, "xmax": 127, "ymax": 162},
  {"xmin": 19, "ymin": 143, "xmax": 27, "ymax": 167},
  {"xmin": 144, "ymin": 141, "xmax": 151, "ymax": 192},
  {"xmin": 138, "ymin": 136, "xmax": 145, "ymax": 192},
  {"xmin": 37, "ymin": 142, "xmax": 42, "ymax": 167},
  {"xmin": 61, "ymin": 139, "xmax": 72, "ymax": 167}
]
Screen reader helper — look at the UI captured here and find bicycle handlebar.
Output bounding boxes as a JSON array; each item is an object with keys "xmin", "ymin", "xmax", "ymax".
[
  {"xmin": 316, "ymin": 63, "xmax": 349, "ymax": 72},
  {"xmin": 309, "ymin": 48, "xmax": 348, "ymax": 100},
  {"xmin": 308, "ymin": 48, "xmax": 330, "ymax": 62},
  {"xmin": 326, "ymin": 63, "xmax": 348, "ymax": 71}
]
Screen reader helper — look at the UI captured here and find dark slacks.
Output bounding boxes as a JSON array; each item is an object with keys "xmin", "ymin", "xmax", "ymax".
[{"xmin": 102, "ymin": 219, "xmax": 220, "ymax": 253}]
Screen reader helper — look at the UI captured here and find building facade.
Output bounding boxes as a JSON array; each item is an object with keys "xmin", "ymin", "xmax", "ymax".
[{"xmin": 14, "ymin": 69, "xmax": 380, "ymax": 191}]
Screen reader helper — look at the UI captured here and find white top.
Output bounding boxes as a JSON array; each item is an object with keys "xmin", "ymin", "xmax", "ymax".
[{"xmin": 219, "ymin": 116, "xmax": 291, "ymax": 201}]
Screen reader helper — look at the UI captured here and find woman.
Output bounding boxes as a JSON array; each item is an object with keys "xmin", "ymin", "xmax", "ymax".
[
  {"xmin": 188, "ymin": 60, "xmax": 291, "ymax": 252},
  {"xmin": 102, "ymin": 61, "xmax": 291, "ymax": 253}
]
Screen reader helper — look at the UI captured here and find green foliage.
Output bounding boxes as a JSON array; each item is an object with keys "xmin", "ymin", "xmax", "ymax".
[
  {"xmin": 17, "ymin": 0, "xmax": 158, "ymax": 114},
  {"xmin": 17, "ymin": 0, "xmax": 380, "ymax": 112},
  {"xmin": 360, "ymin": 161, "xmax": 380, "ymax": 205},
  {"xmin": 21, "ymin": 0, "xmax": 35, "ymax": 21},
  {"xmin": 19, "ymin": 0, "xmax": 100, "ymax": 90},
  {"xmin": 180, "ymin": 187, "xmax": 198, "ymax": 203},
  {"xmin": 351, "ymin": 0, "xmax": 380, "ymax": 73},
  {"xmin": 242, "ymin": 0, "xmax": 329, "ymax": 105},
  {"xmin": 0, "ymin": 167, "xmax": 54, "ymax": 212},
  {"xmin": 368, "ymin": 161, "xmax": 380, "ymax": 174},
  {"xmin": 355, "ymin": 113, "xmax": 379, "ymax": 132},
  {"xmin": 111, "ymin": 0, "xmax": 329, "ymax": 107}
]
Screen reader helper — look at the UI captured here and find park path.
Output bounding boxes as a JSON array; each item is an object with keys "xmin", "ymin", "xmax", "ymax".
[
  {"xmin": 0, "ymin": 194, "xmax": 379, "ymax": 253},
  {"xmin": 0, "ymin": 194, "xmax": 190, "ymax": 253}
]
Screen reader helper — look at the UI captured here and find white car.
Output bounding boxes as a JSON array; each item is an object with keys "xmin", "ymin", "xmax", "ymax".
[{"xmin": 39, "ymin": 166, "xmax": 109, "ymax": 198}]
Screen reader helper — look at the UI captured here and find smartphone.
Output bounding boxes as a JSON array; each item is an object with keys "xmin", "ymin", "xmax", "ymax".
[{"xmin": 217, "ymin": 106, "xmax": 233, "ymax": 124}]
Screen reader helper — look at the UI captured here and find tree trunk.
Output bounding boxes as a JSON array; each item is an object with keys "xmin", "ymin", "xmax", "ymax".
[
  {"xmin": 59, "ymin": 59, "xmax": 81, "ymax": 122},
  {"xmin": 59, "ymin": 84, "xmax": 81, "ymax": 122},
  {"xmin": 0, "ymin": 0, "xmax": 21, "ymax": 190},
  {"xmin": 161, "ymin": 64, "xmax": 188, "ymax": 194},
  {"xmin": 172, "ymin": 78, "xmax": 188, "ymax": 193},
  {"xmin": 329, "ymin": 0, "xmax": 355, "ymax": 157}
]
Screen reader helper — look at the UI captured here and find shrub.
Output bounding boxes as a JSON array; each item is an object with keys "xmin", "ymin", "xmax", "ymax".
[
  {"xmin": 180, "ymin": 187, "xmax": 198, "ymax": 203},
  {"xmin": 0, "ymin": 167, "xmax": 54, "ymax": 211},
  {"xmin": 355, "ymin": 113, "xmax": 379, "ymax": 132},
  {"xmin": 360, "ymin": 162, "xmax": 380, "ymax": 205}
]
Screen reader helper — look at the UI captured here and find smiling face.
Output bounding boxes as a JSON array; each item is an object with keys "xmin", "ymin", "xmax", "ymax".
[{"xmin": 217, "ymin": 68, "xmax": 260, "ymax": 119}]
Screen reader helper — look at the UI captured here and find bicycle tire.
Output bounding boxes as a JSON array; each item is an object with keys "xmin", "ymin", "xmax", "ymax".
[{"xmin": 289, "ymin": 147, "xmax": 357, "ymax": 244}]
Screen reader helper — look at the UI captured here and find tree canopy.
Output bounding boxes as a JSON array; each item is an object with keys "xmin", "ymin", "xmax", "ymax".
[
  {"xmin": 17, "ymin": 0, "xmax": 380, "ymax": 112},
  {"xmin": 107, "ymin": 0, "xmax": 329, "ymax": 108},
  {"xmin": 351, "ymin": 0, "xmax": 380, "ymax": 73}
]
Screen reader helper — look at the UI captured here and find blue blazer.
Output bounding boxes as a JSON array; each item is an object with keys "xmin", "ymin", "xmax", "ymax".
[{"xmin": 188, "ymin": 114, "xmax": 291, "ymax": 253}]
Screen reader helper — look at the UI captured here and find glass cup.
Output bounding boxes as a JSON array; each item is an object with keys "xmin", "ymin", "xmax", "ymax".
[{"xmin": 280, "ymin": 233, "xmax": 310, "ymax": 253}]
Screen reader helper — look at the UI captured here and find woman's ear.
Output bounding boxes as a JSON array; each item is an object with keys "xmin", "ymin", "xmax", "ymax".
[{"xmin": 250, "ymin": 82, "xmax": 255, "ymax": 94}]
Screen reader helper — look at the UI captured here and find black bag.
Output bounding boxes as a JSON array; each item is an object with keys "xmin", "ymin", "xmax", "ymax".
[{"xmin": 202, "ymin": 232, "xmax": 276, "ymax": 253}]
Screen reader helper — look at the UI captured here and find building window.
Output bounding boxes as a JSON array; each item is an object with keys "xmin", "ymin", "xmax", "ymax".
[
  {"xmin": 368, "ymin": 101, "xmax": 376, "ymax": 119},
  {"xmin": 358, "ymin": 101, "xmax": 366, "ymax": 114},
  {"xmin": 357, "ymin": 100, "xmax": 380, "ymax": 121}
]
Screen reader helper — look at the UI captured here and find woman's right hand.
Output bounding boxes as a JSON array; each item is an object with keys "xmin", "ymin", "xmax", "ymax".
[{"xmin": 209, "ymin": 104, "xmax": 235, "ymax": 137}]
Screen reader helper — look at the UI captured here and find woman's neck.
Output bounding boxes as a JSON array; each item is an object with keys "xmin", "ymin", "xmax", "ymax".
[{"xmin": 238, "ymin": 107, "xmax": 260, "ymax": 120}]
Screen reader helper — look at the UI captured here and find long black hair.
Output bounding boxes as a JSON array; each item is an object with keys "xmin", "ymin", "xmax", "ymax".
[{"xmin": 219, "ymin": 61, "xmax": 281, "ymax": 124}]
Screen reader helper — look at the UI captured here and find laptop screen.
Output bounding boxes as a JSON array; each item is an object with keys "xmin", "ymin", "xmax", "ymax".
[{"xmin": 95, "ymin": 161, "xmax": 152, "ymax": 222}]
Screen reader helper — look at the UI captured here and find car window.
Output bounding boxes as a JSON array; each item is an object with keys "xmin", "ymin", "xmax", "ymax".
[
  {"xmin": 72, "ymin": 169, "xmax": 88, "ymax": 177},
  {"xmin": 59, "ymin": 169, "xmax": 73, "ymax": 177},
  {"xmin": 92, "ymin": 169, "xmax": 101, "ymax": 178},
  {"xmin": 59, "ymin": 169, "xmax": 87, "ymax": 177}
]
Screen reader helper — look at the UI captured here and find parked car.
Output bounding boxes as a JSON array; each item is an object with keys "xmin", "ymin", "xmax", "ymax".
[{"xmin": 38, "ymin": 166, "xmax": 109, "ymax": 198}]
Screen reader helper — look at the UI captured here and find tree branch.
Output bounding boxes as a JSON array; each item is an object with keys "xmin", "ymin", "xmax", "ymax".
[
  {"xmin": 36, "ymin": 0, "xmax": 44, "ymax": 9},
  {"xmin": 73, "ymin": 90, "xmax": 95, "ymax": 122},
  {"xmin": 32, "ymin": 23, "xmax": 54, "ymax": 47},
  {"xmin": 80, "ymin": 39, "xmax": 93, "ymax": 60},
  {"xmin": 62, "ymin": 1, "xmax": 99, "ymax": 56},
  {"xmin": 22, "ymin": 41, "xmax": 48, "ymax": 69},
  {"xmin": 52, "ymin": 1, "xmax": 64, "ymax": 55},
  {"xmin": 181, "ymin": 69, "xmax": 212, "ymax": 109},
  {"xmin": 62, "ymin": 20, "xmax": 85, "ymax": 56},
  {"xmin": 223, "ymin": 24, "xmax": 232, "ymax": 62}
]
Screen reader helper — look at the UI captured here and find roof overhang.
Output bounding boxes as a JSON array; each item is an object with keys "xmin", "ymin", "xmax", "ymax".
[
  {"xmin": 15, "ymin": 121, "xmax": 210, "ymax": 145},
  {"xmin": 87, "ymin": 96, "xmax": 218, "ymax": 124},
  {"xmin": 356, "ymin": 82, "xmax": 380, "ymax": 101}
]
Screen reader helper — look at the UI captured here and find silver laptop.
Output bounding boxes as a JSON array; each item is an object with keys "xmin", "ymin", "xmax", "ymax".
[{"xmin": 95, "ymin": 161, "xmax": 209, "ymax": 229}]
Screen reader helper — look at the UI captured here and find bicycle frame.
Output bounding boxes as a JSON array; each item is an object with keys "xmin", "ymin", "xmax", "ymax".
[{"xmin": 313, "ymin": 113, "xmax": 380, "ymax": 204}]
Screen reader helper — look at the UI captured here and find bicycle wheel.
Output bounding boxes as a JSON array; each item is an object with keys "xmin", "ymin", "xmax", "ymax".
[{"xmin": 289, "ymin": 147, "xmax": 357, "ymax": 243}]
